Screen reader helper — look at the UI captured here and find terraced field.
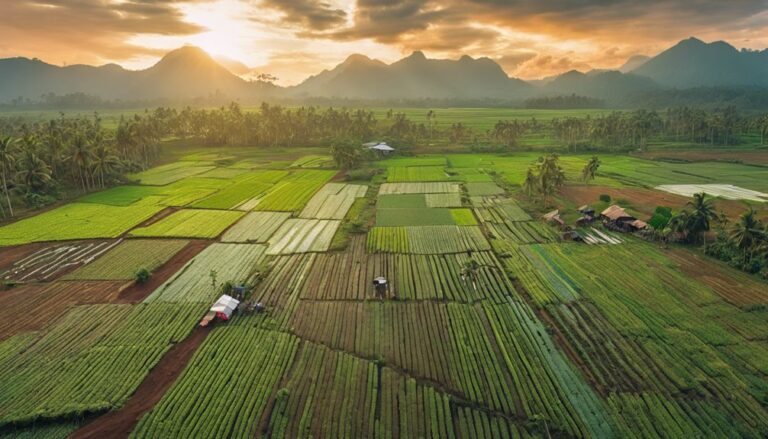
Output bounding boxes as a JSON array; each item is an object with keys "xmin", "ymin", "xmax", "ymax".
[{"xmin": 0, "ymin": 152, "xmax": 765, "ymax": 439}]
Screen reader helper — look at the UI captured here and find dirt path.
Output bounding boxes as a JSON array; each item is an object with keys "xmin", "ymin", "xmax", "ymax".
[
  {"xmin": 116, "ymin": 240, "xmax": 210, "ymax": 303},
  {"xmin": 70, "ymin": 327, "xmax": 210, "ymax": 439}
]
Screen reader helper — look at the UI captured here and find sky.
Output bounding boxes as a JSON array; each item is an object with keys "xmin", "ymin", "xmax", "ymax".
[{"xmin": 2, "ymin": 0, "xmax": 768, "ymax": 85}]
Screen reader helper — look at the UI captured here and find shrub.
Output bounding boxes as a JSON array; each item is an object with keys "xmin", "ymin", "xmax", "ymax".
[
  {"xmin": 599, "ymin": 194, "xmax": 611, "ymax": 203},
  {"xmin": 346, "ymin": 167, "xmax": 378, "ymax": 181},
  {"xmin": 134, "ymin": 267, "xmax": 151, "ymax": 284}
]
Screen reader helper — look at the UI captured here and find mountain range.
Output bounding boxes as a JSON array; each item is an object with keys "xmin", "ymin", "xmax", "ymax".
[{"xmin": 1, "ymin": 37, "xmax": 767, "ymax": 105}]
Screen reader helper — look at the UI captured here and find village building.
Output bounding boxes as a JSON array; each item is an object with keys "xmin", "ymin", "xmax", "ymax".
[{"xmin": 601, "ymin": 205, "xmax": 648, "ymax": 232}]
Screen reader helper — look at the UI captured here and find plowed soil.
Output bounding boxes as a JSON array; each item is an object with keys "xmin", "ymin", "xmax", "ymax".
[
  {"xmin": 70, "ymin": 327, "xmax": 210, "ymax": 439},
  {"xmin": 0, "ymin": 280, "xmax": 129, "ymax": 340}
]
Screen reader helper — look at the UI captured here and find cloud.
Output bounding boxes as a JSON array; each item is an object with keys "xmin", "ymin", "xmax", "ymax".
[
  {"xmin": 513, "ymin": 54, "xmax": 592, "ymax": 79},
  {"xmin": 260, "ymin": 0, "xmax": 347, "ymax": 31},
  {"xmin": 0, "ymin": 0, "xmax": 205, "ymax": 64}
]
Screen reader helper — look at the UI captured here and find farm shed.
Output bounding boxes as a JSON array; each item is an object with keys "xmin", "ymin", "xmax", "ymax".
[
  {"xmin": 542, "ymin": 210, "xmax": 565, "ymax": 228},
  {"xmin": 577, "ymin": 205, "xmax": 595, "ymax": 216},
  {"xmin": 601, "ymin": 205, "xmax": 647, "ymax": 232}
]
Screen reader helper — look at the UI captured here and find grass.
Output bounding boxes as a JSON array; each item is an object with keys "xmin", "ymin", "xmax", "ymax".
[{"xmin": 130, "ymin": 209, "xmax": 244, "ymax": 238}]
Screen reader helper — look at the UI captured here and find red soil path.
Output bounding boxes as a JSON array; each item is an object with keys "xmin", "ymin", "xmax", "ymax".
[{"xmin": 71, "ymin": 327, "xmax": 210, "ymax": 439}]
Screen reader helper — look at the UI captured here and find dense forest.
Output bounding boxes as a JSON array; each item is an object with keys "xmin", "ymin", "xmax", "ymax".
[{"xmin": 1, "ymin": 102, "xmax": 767, "ymax": 218}]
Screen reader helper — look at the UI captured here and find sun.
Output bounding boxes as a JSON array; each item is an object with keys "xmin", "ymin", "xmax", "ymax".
[{"xmin": 177, "ymin": 0, "xmax": 256, "ymax": 63}]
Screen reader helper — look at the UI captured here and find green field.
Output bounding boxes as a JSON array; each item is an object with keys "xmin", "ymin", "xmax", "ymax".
[{"xmin": 0, "ymin": 150, "xmax": 766, "ymax": 438}]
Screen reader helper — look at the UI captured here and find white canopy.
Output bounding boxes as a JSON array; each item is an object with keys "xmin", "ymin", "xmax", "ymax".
[
  {"xmin": 368, "ymin": 143, "xmax": 395, "ymax": 151},
  {"xmin": 210, "ymin": 294, "xmax": 240, "ymax": 318}
]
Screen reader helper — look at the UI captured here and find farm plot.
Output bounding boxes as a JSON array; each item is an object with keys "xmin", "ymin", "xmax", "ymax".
[
  {"xmin": 387, "ymin": 166, "xmax": 447, "ymax": 182},
  {"xmin": 367, "ymin": 225, "xmax": 490, "ymax": 254},
  {"xmin": 1, "ymin": 240, "xmax": 119, "ymax": 282},
  {"xmin": 145, "ymin": 243, "xmax": 267, "ymax": 303},
  {"xmin": 379, "ymin": 182, "xmax": 460, "ymax": 195},
  {"xmin": 302, "ymin": 236, "xmax": 515, "ymax": 302},
  {"xmin": 0, "ymin": 281, "xmax": 127, "ymax": 340},
  {"xmin": 254, "ymin": 179, "xmax": 330, "ymax": 212},
  {"xmin": 129, "ymin": 162, "xmax": 216, "ymax": 185},
  {"xmin": 0, "ymin": 302, "xmax": 199, "ymax": 427},
  {"xmin": 64, "ymin": 239, "xmax": 187, "ymax": 280},
  {"xmin": 465, "ymin": 182, "xmax": 505, "ymax": 196},
  {"xmin": 656, "ymin": 183, "xmax": 768, "ymax": 201},
  {"xmin": 580, "ymin": 227, "xmax": 623, "ymax": 245},
  {"xmin": 377, "ymin": 194, "xmax": 426, "ymax": 208},
  {"xmin": 131, "ymin": 325, "xmax": 299, "ymax": 439},
  {"xmin": 472, "ymin": 196, "xmax": 532, "ymax": 221},
  {"xmin": 250, "ymin": 254, "xmax": 315, "ymax": 328},
  {"xmin": 0, "ymin": 203, "xmax": 164, "ymax": 247},
  {"xmin": 451, "ymin": 208, "xmax": 478, "ymax": 225},
  {"xmin": 79, "ymin": 185, "xmax": 162, "ymax": 206},
  {"xmin": 266, "ymin": 219, "xmax": 340, "ymax": 255},
  {"xmin": 198, "ymin": 167, "xmax": 249, "ymax": 179},
  {"xmin": 130, "ymin": 209, "xmax": 244, "ymax": 239},
  {"xmin": 375, "ymin": 208, "xmax": 455, "ymax": 226},
  {"xmin": 190, "ymin": 176, "xmax": 274, "ymax": 209},
  {"xmin": 425, "ymin": 192, "xmax": 462, "ymax": 207},
  {"xmin": 290, "ymin": 154, "xmax": 333, "ymax": 168},
  {"xmin": 299, "ymin": 183, "xmax": 368, "ymax": 219},
  {"xmin": 528, "ymin": 243, "xmax": 768, "ymax": 435},
  {"xmin": 486, "ymin": 221, "xmax": 558, "ymax": 245},
  {"xmin": 221, "ymin": 212, "xmax": 291, "ymax": 243},
  {"xmin": 379, "ymin": 156, "xmax": 447, "ymax": 167},
  {"xmin": 289, "ymin": 301, "xmax": 521, "ymax": 414}
]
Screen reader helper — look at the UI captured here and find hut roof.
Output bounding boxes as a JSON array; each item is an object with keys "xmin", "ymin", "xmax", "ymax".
[
  {"xmin": 601, "ymin": 205, "xmax": 633, "ymax": 221},
  {"xmin": 368, "ymin": 143, "xmax": 395, "ymax": 151},
  {"xmin": 210, "ymin": 294, "xmax": 240, "ymax": 319},
  {"xmin": 630, "ymin": 219, "xmax": 649, "ymax": 229},
  {"xmin": 542, "ymin": 209, "xmax": 560, "ymax": 221}
]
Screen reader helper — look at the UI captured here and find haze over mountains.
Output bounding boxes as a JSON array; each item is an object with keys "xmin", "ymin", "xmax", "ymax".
[{"xmin": 1, "ymin": 38, "xmax": 767, "ymax": 106}]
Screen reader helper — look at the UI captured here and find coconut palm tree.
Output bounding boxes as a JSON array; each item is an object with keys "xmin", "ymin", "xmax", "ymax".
[
  {"xmin": 69, "ymin": 135, "xmax": 94, "ymax": 191},
  {"xmin": 522, "ymin": 168, "xmax": 538, "ymax": 198},
  {"xmin": 686, "ymin": 192, "xmax": 718, "ymax": 244},
  {"xmin": 15, "ymin": 151, "xmax": 52, "ymax": 194},
  {"xmin": 91, "ymin": 144, "xmax": 120, "ymax": 188},
  {"xmin": 0, "ymin": 136, "xmax": 19, "ymax": 217},
  {"xmin": 729, "ymin": 209, "xmax": 763, "ymax": 260},
  {"xmin": 581, "ymin": 156, "xmax": 601, "ymax": 184}
]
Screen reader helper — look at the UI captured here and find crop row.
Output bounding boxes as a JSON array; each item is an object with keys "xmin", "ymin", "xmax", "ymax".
[
  {"xmin": 486, "ymin": 221, "xmax": 558, "ymax": 244},
  {"xmin": 425, "ymin": 192, "xmax": 462, "ymax": 207},
  {"xmin": 191, "ymin": 175, "xmax": 274, "ymax": 209},
  {"xmin": 267, "ymin": 219, "xmax": 340, "ymax": 255},
  {"xmin": 146, "ymin": 243, "xmax": 267, "ymax": 303},
  {"xmin": 299, "ymin": 183, "xmax": 368, "ymax": 219},
  {"xmin": 129, "ymin": 161, "xmax": 216, "ymax": 185},
  {"xmin": 0, "ymin": 303, "xmax": 199, "ymax": 426},
  {"xmin": 130, "ymin": 209, "xmax": 244, "ymax": 239},
  {"xmin": 0, "ymin": 280, "xmax": 127, "ymax": 340},
  {"xmin": 302, "ymin": 236, "xmax": 514, "ymax": 302},
  {"xmin": 221, "ymin": 211, "xmax": 291, "ymax": 243},
  {"xmin": 250, "ymin": 254, "xmax": 315, "ymax": 328},
  {"xmin": 472, "ymin": 202, "xmax": 532, "ymax": 223},
  {"xmin": 528, "ymin": 243, "xmax": 768, "ymax": 435},
  {"xmin": 367, "ymin": 225, "xmax": 490, "ymax": 254},
  {"xmin": 379, "ymin": 182, "xmax": 460, "ymax": 195},
  {"xmin": 0, "ymin": 203, "xmax": 164, "ymax": 246},
  {"xmin": 387, "ymin": 166, "xmax": 448, "ymax": 182},
  {"xmin": 132, "ymin": 327, "xmax": 299, "ymax": 439},
  {"xmin": 465, "ymin": 182, "xmax": 505, "ymax": 196},
  {"xmin": 254, "ymin": 181, "xmax": 326, "ymax": 211},
  {"xmin": 65, "ymin": 239, "xmax": 187, "ymax": 280}
]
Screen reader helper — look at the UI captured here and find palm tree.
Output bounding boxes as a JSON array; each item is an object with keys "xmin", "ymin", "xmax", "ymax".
[
  {"xmin": 522, "ymin": 168, "xmax": 538, "ymax": 198},
  {"xmin": 0, "ymin": 136, "xmax": 18, "ymax": 217},
  {"xmin": 668, "ymin": 210, "xmax": 690, "ymax": 242},
  {"xmin": 686, "ymin": 192, "xmax": 718, "ymax": 244},
  {"xmin": 91, "ymin": 145, "xmax": 120, "ymax": 188},
  {"xmin": 729, "ymin": 209, "xmax": 763, "ymax": 260},
  {"xmin": 69, "ymin": 135, "xmax": 93, "ymax": 191},
  {"xmin": 581, "ymin": 156, "xmax": 601, "ymax": 184},
  {"xmin": 460, "ymin": 258, "xmax": 480, "ymax": 291},
  {"xmin": 15, "ymin": 151, "xmax": 52, "ymax": 194}
]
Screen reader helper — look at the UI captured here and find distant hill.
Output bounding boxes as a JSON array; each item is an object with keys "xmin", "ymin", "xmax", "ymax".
[
  {"xmin": 2, "ymin": 38, "xmax": 768, "ymax": 107},
  {"xmin": 538, "ymin": 70, "xmax": 659, "ymax": 103},
  {"xmin": 290, "ymin": 51, "xmax": 532, "ymax": 100},
  {"xmin": 632, "ymin": 37, "xmax": 768, "ymax": 87},
  {"xmin": 0, "ymin": 46, "xmax": 277, "ymax": 103}
]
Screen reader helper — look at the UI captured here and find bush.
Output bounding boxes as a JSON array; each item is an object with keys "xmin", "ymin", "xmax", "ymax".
[
  {"xmin": 599, "ymin": 194, "xmax": 611, "ymax": 203},
  {"xmin": 346, "ymin": 167, "xmax": 378, "ymax": 181},
  {"xmin": 134, "ymin": 267, "xmax": 151, "ymax": 284}
]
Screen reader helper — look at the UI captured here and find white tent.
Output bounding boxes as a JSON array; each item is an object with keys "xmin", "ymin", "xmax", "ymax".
[
  {"xmin": 368, "ymin": 142, "xmax": 395, "ymax": 152},
  {"xmin": 210, "ymin": 294, "xmax": 240, "ymax": 320}
]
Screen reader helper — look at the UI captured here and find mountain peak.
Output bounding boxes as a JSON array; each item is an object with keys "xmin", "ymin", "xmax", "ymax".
[
  {"xmin": 155, "ymin": 46, "xmax": 216, "ymax": 67},
  {"xmin": 406, "ymin": 51, "xmax": 427, "ymax": 61}
]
